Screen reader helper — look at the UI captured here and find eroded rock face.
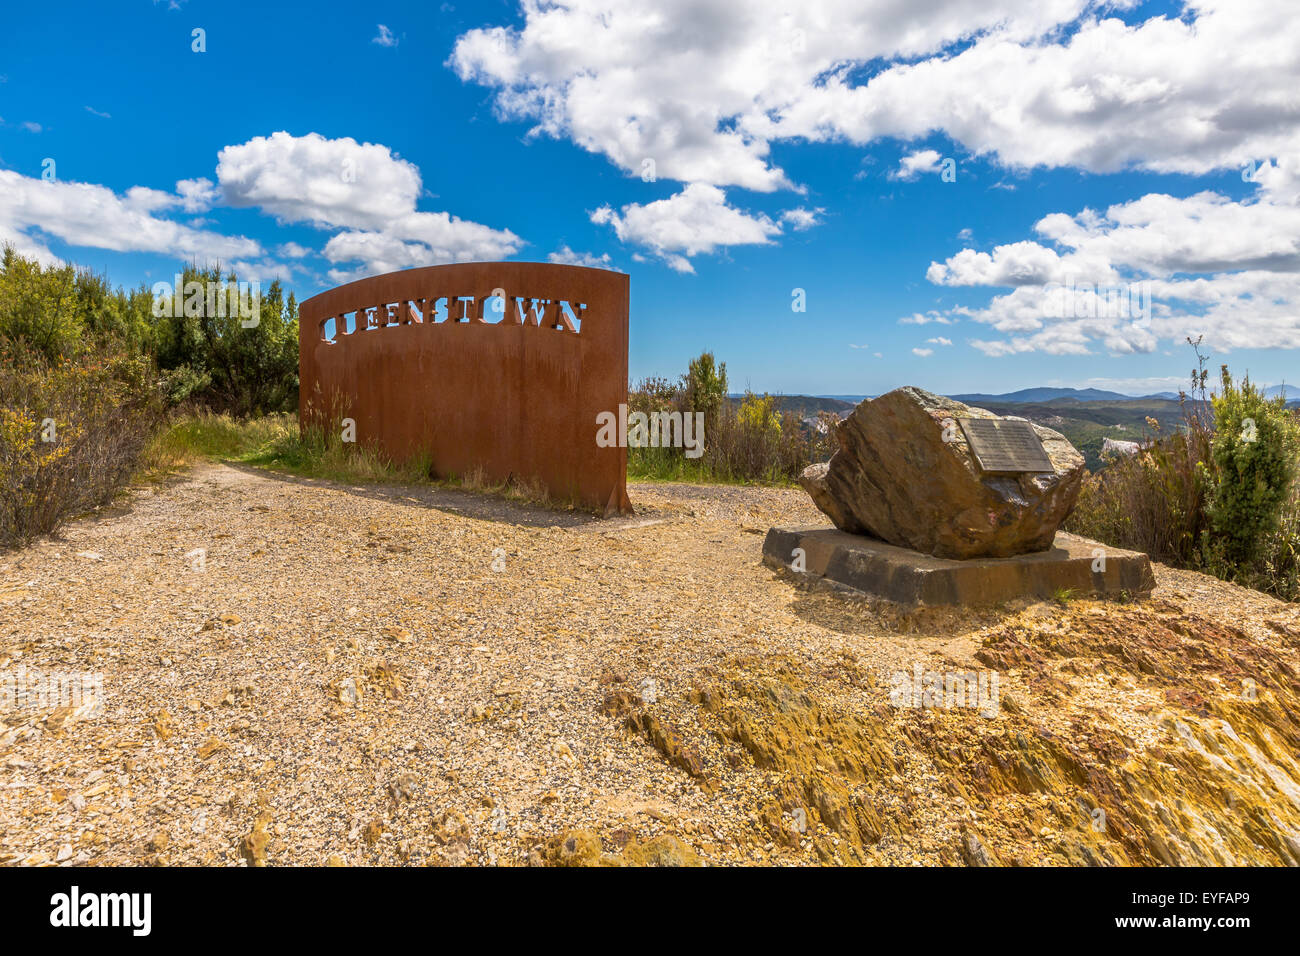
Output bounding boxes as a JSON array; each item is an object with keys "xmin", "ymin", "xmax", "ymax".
[{"xmin": 799, "ymin": 387, "xmax": 1084, "ymax": 558}]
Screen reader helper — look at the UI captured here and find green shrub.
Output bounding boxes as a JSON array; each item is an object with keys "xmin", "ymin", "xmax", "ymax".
[
  {"xmin": 713, "ymin": 392, "xmax": 785, "ymax": 481},
  {"xmin": 1203, "ymin": 366, "xmax": 1299, "ymax": 568},
  {"xmin": 1067, "ymin": 344, "xmax": 1300, "ymax": 600},
  {"xmin": 1257, "ymin": 481, "xmax": 1300, "ymax": 601},
  {"xmin": 1, "ymin": 248, "xmax": 298, "ymax": 417},
  {"xmin": 152, "ymin": 264, "xmax": 299, "ymax": 416},
  {"xmin": 625, "ymin": 375, "xmax": 702, "ymax": 481},
  {"xmin": 685, "ymin": 352, "xmax": 727, "ymax": 430},
  {"xmin": 0, "ymin": 246, "xmax": 156, "ymax": 362}
]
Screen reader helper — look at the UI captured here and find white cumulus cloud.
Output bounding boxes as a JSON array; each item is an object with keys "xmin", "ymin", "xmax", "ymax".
[
  {"xmin": 0, "ymin": 169, "xmax": 262, "ymax": 267},
  {"xmin": 547, "ymin": 246, "xmax": 616, "ymax": 269},
  {"xmin": 891, "ymin": 149, "xmax": 944, "ymax": 181},
  {"xmin": 450, "ymin": 0, "xmax": 1095, "ymax": 191},
  {"xmin": 921, "ymin": 179, "xmax": 1300, "ymax": 355},
  {"xmin": 591, "ymin": 183, "xmax": 783, "ymax": 272},
  {"xmin": 216, "ymin": 131, "xmax": 523, "ymax": 280}
]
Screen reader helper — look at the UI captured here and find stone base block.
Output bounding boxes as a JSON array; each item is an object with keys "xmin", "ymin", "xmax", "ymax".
[{"xmin": 762, "ymin": 526, "xmax": 1154, "ymax": 606}]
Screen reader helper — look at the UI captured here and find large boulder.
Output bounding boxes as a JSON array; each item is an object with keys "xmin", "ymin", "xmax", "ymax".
[{"xmin": 799, "ymin": 387, "xmax": 1085, "ymax": 558}]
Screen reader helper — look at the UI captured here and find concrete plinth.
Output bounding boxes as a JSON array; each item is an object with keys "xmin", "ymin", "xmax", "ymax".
[{"xmin": 763, "ymin": 526, "xmax": 1154, "ymax": 606}]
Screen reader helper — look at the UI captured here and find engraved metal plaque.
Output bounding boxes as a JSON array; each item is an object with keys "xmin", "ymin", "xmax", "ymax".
[{"xmin": 957, "ymin": 418, "xmax": 1055, "ymax": 474}]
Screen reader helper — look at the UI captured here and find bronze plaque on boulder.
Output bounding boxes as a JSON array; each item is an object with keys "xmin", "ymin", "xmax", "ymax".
[
  {"xmin": 798, "ymin": 388, "xmax": 1084, "ymax": 557},
  {"xmin": 958, "ymin": 418, "xmax": 1055, "ymax": 474}
]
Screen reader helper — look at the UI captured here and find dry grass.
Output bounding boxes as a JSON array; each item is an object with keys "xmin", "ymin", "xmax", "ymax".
[{"xmin": 138, "ymin": 410, "xmax": 292, "ymax": 480}]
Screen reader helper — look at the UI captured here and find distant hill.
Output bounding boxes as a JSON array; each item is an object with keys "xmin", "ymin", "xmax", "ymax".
[
  {"xmin": 955, "ymin": 384, "xmax": 1295, "ymax": 405},
  {"xmin": 1263, "ymin": 384, "xmax": 1299, "ymax": 401},
  {"xmin": 954, "ymin": 387, "xmax": 1145, "ymax": 404},
  {"xmin": 813, "ymin": 387, "xmax": 1181, "ymax": 405}
]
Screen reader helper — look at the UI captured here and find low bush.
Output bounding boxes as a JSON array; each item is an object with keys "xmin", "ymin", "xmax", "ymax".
[
  {"xmin": 1065, "ymin": 417, "xmax": 1211, "ymax": 564},
  {"xmin": 1067, "ymin": 343, "xmax": 1300, "ymax": 600},
  {"xmin": 0, "ymin": 344, "xmax": 163, "ymax": 549},
  {"xmin": 625, "ymin": 355, "xmax": 823, "ymax": 484}
]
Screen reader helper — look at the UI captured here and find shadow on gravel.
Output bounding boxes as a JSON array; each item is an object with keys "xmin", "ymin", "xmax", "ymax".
[{"xmin": 222, "ymin": 462, "xmax": 672, "ymax": 532}]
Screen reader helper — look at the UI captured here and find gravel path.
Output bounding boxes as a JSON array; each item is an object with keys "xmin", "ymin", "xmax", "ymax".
[{"xmin": 2, "ymin": 463, "xmax": 1298, "ymax": 866}]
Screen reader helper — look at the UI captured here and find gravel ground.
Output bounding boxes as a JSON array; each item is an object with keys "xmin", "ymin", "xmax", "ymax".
[{"xmin": 2, "ymin": 463, "xmax": 1298, "ymax": 866}]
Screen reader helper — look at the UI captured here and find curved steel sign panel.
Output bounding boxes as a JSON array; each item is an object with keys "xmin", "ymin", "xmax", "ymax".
[{"xmin": 299, "ymin": 262, "xmax": 632, "ymax": 514}]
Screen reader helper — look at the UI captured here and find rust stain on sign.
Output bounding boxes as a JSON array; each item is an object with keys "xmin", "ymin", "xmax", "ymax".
[{"xmin": 299, "ymin": 262, "xmax": 632, "ymax": 515}]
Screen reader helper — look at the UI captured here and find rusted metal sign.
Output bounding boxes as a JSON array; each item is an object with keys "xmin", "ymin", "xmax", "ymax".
[
  {"xmin": 957, "ymin": 418, "xmax": 1055, "ymax": 474},
  {"xmin": 299, "ymin": 262, "xmax": 632, "ymax": 515}
]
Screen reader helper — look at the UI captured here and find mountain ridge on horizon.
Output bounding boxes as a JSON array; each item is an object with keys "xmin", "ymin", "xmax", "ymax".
[{"xmin": 802, "ymin": 384, "xmax": 1298, "ymax": 406}]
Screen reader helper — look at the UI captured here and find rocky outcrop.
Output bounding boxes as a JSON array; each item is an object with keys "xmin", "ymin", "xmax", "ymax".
[
  {"xmin": 800, "ymin": 387, "xmax": 1084, "ymax": 558},
  {"xmin": 1101, "ymin": 437, "xmax": 1141, "ymax": 458}
]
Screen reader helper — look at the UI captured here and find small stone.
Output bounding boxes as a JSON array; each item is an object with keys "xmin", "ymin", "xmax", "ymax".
[
  {"xmin": 433, "ymin": 810, "xmax": 469, "ymax": 845},
  {"xmin": 389, "ymin": 773, "xmax": 417, "ymax": 804},
  {"xmin": 959, "ymin": 828, "xmax": 999, "ymax": 867},
  {"xmin": 197, "ymin": 737, "xmax": 228, "ymax": 760},
  {"xmin": 330, "ymin": 676, "xmax": 363, "ymax": 706},
  {"xmin": 382, "ymin": 626, "xmax": 413, "ymax": 644},
  {"xmin": 240, "ymin": 815, "xmax": 272, "ymax": 866}
]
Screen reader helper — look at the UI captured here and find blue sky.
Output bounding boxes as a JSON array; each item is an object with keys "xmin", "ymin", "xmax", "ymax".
[{"xmin": 1, "ymin": 0, "xmax": 1297, "ymax": 396}]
